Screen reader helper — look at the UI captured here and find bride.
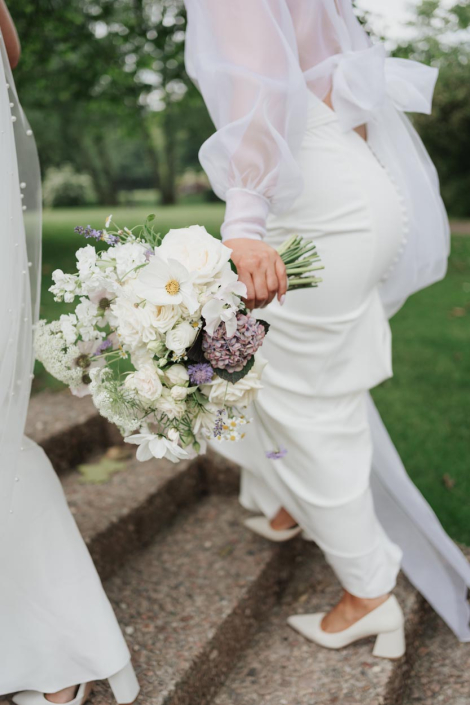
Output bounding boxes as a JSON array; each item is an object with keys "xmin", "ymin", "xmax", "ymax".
[
  {"xmin": 0, "ymin": 4, "xmax": 139, "ymax": 704},
  {"xmin": 183, "ymin": 0, "xmax": 470, "ymax": 655}
]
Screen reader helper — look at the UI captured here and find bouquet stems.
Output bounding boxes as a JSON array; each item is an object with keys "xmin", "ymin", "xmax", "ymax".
[{"xmin": 277, "ymin": 234, "xmax": 324, "ymax": 290}]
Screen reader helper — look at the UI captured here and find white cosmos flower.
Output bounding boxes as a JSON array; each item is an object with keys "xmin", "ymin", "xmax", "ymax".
[
  {"xmin": 125, "ymin": 430, "xmax": 189, "ymax": 463},
  {"xmin": 134, "ymin": 255, "xmax": 199, "ymax": 313},
  {"xmin": 106, "ymin": 214, "xmax": 113, "ymax": 227},
  {"xmin": 158, "ymin": 225, "xmax": 232, "ymax": 284}
]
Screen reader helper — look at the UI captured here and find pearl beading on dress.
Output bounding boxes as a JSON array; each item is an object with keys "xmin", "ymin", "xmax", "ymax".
[
  {"xmin": 368, "ymin": 142, "xmax": 410, "ymax": 285},
  {"xmin": 3, "ymin": 72, "xmax": 35, "ymax": 519}
]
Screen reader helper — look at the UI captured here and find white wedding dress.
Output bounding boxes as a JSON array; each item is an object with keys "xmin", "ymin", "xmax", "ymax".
[
  {"xmin": 0, "ymin": 31, "xmax": 138, "ymax": 696},
  {"xmin": 184, "ymin": 0, "xmax": 470, "ymax": 641}
]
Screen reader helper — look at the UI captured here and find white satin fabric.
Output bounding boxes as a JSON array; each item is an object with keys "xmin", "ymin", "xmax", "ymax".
[
  {"xmin": 0, "ymin": 31, "xmax": 133, "ymax": 694},
  {"xmin": 185, "ymin": 1, "xmax": 470, "ymax": 641}
]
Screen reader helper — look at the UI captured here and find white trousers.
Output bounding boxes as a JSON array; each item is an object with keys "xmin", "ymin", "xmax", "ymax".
[{"xmin": 213, "ymin": 98, "xmax": 406, "ymax": 598}]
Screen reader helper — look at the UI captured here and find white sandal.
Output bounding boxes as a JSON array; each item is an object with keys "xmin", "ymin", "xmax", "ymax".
[
  {"xmin": 13, "ymin": 661, "xmax": 140, "ymax": 705},
  {"xmin": 244, "ymin": 516, "xmax": 302, "ymax": 542},
  {"xmin": 287, "ymin": 594, "xmax": 406, "ymax": 659}
]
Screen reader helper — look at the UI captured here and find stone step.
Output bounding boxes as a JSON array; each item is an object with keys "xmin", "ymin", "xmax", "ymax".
[
  {"xmin": 402, "ymin": 547, "xmax": 470, "ymax": 705},
  {"xmin": 212, "ymin": 544, "xmax": 422, "ymax": 705},
  {"xmin": 26, "ymin": 390, "xmax": 120, "ymax": 475},
  {"xmin": 87, "ymin": 495, "xmax": 297, "ymax": 705},
  {"xmin": 62, "ymin": 452, "xmax": 206, "ymax": 581}
]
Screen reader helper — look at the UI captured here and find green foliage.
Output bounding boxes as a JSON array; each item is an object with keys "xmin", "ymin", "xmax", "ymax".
[
  {"xmin": 10, "ymin": 0, "xmax": 214, "ymax": 205},
  {"xmin": 394, "ymin": 1, "xmax": 470, "ymax": 216},
  {"xmin": 213, "ymin": 356, "xmax": 255, "ymax": 385},
  {"xmin": 43, "ymin": 164, "xmax": 97, "ymax": 208}
]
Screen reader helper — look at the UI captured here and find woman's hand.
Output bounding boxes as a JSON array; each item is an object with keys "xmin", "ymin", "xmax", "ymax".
[{"xmin": 227, "ymin": 238, "xmax": 287, "ymax": 310}]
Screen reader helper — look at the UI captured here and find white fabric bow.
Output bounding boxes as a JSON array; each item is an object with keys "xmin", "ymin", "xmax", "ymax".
[{"xmin": 331, "ymin": 43, "xmax": 438, "ymax": 132}]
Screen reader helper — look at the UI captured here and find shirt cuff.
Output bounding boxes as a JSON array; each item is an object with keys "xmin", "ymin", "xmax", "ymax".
[{"xmin": 221, "ymin": 188, "xmax": 270, "ymax": 242}]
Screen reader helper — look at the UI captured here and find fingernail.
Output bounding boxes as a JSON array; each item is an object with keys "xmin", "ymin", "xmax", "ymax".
[{"xmin": 280, "ymin": 295, "xmax": 286, "ymax": 306}]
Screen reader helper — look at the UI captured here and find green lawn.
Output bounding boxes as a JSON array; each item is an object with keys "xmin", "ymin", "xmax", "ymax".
[{"xmin": 37, "ymin": 205, "xmax": 470, "ymax": 544}]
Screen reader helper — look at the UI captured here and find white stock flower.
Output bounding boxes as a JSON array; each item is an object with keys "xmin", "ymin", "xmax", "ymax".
[
  {"xmin": 50, "ymin": 269, "xmax": 80, "ymax": 303},
  {"xmin": 111, "ymin": 242, "xmax": 148, "ymax": 280},
  {"xmin": 158, "ymin": 225, "xmax": 232, "ymax": 284},
  {"xmin": 76, "ymin": 245, "xmax": 99, "ymax": 285},
  {"xmin": 124, "ymin": 364, "xmax": 163, "ymax": 402},
  {"xmin": 165, "ymin": 321, "xmax": 198, "ymax": 357},
  {"xmin": 75, "ymin": 297, "xmax": 103, "ymax": 341},
  {"xmin": 59, "ymin": 313, "xmax": 78, "ymax": 345},
  {"xmin": 125, "ymin": 430, "xmax": 189, "ymax": 463},
  {"xmin": 134, "ymin": 255, "xmax": 199, "ymax": 314},
  {"xmin": 164, "ymin": 363, "xmax": 189, "ymax": 387},
  {"xmin": 201, "ymin": 355, "xmax": 267, "ymax": 407}
]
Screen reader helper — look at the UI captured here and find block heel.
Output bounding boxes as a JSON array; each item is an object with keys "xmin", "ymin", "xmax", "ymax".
[
  {"xmin": 372, "ymin": 624, "xmax": 406, "ymax": 659},
  {"xmin": 108, "ymin": 661, "xmax": 140, "ymax": 705}
]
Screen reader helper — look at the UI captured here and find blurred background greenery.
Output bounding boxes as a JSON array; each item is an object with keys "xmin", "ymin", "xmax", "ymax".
[{"xmin": 8, "ymin": 0, "xmax": 470, "ymax": 541}]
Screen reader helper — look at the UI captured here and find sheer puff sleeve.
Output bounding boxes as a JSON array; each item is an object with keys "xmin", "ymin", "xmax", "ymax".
[{"xmin": 184, "ymin": 0, "xmax": 308, "ymax": 241}]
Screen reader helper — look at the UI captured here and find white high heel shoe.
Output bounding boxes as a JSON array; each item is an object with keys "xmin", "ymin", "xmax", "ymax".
[
  {"xmin": 12, "ymin": 661, "xmax": 140, "ymax": 705},
  {"xmin": 287, "ymin": 595, "xmax": 406, "ymax": 659},
  {"xmin": 244, "ymin": 516, "xmax": 302, "ymax": 543}
]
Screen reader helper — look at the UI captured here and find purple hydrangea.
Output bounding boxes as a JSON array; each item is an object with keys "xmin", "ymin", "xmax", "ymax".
[
  {"xmin": 188, "ymin": 362, "xmax": 214, "ymax": 385},
  {"xmin": 265, "ymin": 447, "xmax": 288, "ymax": 460},
  {"xmin": 94, "ymin": 339, "xmax": 113, "ymax": 356},
  {"xmin": 202, "ymin": 312, "xmax": 266, "ymax": 373}
]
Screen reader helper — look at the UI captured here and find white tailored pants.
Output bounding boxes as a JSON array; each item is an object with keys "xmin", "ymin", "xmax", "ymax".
[{"xmin": 213, "ymin": 97, "xmax": 406, "ymax": 598}]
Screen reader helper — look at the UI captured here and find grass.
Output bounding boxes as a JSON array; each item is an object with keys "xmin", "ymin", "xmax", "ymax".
[{"xmin": 37, "ymin": 204, "xmax": 470, "ymax": 544}]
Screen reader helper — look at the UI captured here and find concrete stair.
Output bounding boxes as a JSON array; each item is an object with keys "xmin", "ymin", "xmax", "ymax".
[{"xmin": 17, "ymin": 391, "xmax": 470, "ymax": 705}]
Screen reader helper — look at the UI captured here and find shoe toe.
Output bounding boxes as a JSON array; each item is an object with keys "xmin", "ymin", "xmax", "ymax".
[{"xmin": 287, "ymin": 613, "xmax": 324, "ymax": 639}]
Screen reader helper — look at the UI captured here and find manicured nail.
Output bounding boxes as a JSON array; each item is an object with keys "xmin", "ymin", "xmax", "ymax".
[{"xmin": 280, "ymin": 295, "xmax": 286, "ymax": 306}]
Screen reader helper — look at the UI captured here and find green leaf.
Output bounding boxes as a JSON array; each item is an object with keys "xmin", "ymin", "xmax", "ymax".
[
  {"xmin": 257, "ymin": 318, "xmax": 270, "ymax": 334},
  {"xmin": 230, "ymin": 258, "xmax": 238, "ymax": 275},
  {"xmin": 77, "ymin": 458, "xmax": 126, "ymax": 484},
  {"xmin": 213, "ymin": 354, "xmax": 255, "ymax": 383},
  {"xmin": 186, "ymin": 328, "xmax": 206, "ymax": 363},
  {"xmin": 146, "ymin": 214, "xmax": 156, "ymax": 223}
]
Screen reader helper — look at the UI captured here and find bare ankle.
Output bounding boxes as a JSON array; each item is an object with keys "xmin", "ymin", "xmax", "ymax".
[{"xmin": 269, "ymin": 507, "xmax": 297, "ymax": 531}]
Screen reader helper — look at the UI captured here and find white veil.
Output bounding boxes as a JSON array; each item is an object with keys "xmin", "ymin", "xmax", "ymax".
[{"xmin": 0, "ymin": 29, "xmax": 42, "ymax": 534}]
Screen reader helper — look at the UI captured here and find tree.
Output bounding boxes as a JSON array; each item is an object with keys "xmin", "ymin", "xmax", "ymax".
[{"xmin": 394, "ymin": 1, "xmax": 470, "ymax": 216}]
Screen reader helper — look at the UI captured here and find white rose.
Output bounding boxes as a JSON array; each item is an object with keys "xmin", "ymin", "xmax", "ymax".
[
  {"xmin": 125, "ymin": 364, "xmax": 163, "ymax": 402},
  {"xmin": 201, "ymin": 355, "xmax": 267, "ymax": 407},
  {"xmin": 131, "ymin": 346, "xmax": 156, "ymax": 370},
  {"xmin": 165, "ymin": 364, "xmax": 189, "ymax": 386},
  {"xmin": 170, "ymin": 385, "xmax": 193, "ymax": 400},
  {"xmin": 165, "ymin": 321, "xmax": 198, "ymax": 357},
  {"xmin": 158, "ymin": 225, "xmax": 232, "ymax": 284},
  {"xmin": 149, "ymin": 304, "xmax": 181, "ymax": 334},
  {"xmin": 155, "ymin": 389, "xmax": 186, "ymax": 420}
]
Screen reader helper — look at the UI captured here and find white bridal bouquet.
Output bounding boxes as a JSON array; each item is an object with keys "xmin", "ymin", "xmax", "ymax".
[{"xmin": 35, "ymin": 216, "xmax": 322, "ymax": 463}]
